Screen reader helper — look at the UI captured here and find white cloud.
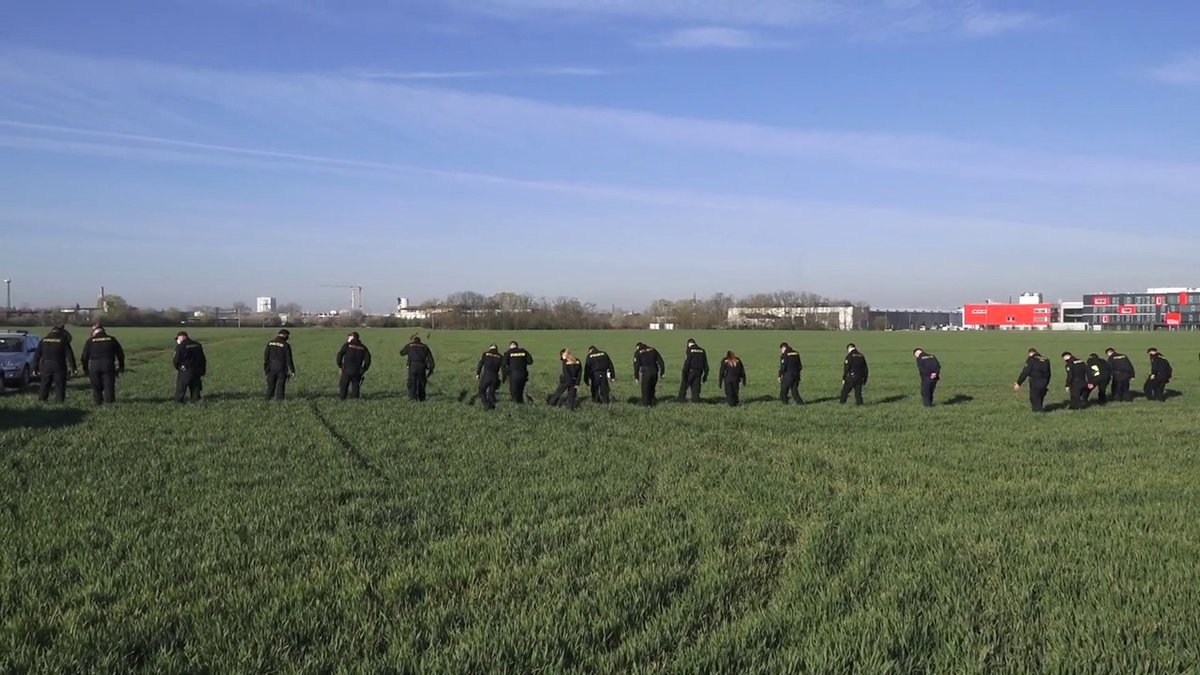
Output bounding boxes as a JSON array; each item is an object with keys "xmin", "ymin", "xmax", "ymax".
[
  {"xmin": 959, "ymin": 10, "xmax": 1038, "ymax": 36},
  {"xmin": 644, "ymin": 26, "xmax": 785, "ymax": 49},
  {"xmin": 356, "ymin": 66, "xmax": 609, "ymax": 80},
  {"xmin": 1146, "ymin": 53, "xmax": 1200, "ymax": 86}
]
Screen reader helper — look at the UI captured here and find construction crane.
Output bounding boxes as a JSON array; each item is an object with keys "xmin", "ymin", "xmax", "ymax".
[{"xmin": 320, "ymin": 284, "xmax": 364, "ymax": 312}]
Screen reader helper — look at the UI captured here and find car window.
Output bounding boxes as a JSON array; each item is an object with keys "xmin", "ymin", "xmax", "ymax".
[{"xmin": 0, "ymin": 337, "xmax": 24, "ymax": 353}]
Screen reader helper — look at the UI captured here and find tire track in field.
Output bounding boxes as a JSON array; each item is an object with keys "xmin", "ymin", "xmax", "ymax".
[{"xmin": 307, "ymin": 400, "xmax": 386, "ymax": 480}]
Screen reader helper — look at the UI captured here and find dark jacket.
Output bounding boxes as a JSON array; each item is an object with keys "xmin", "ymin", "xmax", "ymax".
[
  {"xmin": 843, "ymin": 350, "xmax": 869, "ymax": 383},
  {"xmin": 1017, "ymin": 354, "xmax": 1052, "ymax": 384},
  {"xmin": 264, "ymin": 339, "xmax": 295, "ymax": 374},
  {"xmin": 81, "ymin": 332, "xmax": 125, "ymax": 373},
  {"xmin": 1107, "ymin": 352, "xmax": 1135, "ymax": 380},
  {"xmin": 561, "ymin": 360, "xmax": 583, "ymax": 387},
  {"xmin": 34, "ymin": 329, "xmax": 76, "ymax": 371},
  {"xmin": 1085, "ymin": 355, "xmax": 1111, "ymax": 383},
  {"xmin": 173, "ymin": 338, "xmax": 207, "ymax": 376},
  {"xmin": 916, "ymin": 353, "xmax": 941, "ymax": 379},
  {"xmin": 682, "ymin": 345, "xmax": 709, "ymax": 378},
  {"xmin": 502, "ymin": 347, "xmax": 533, "ymax": 380},
  {"xmin": 634, "ymin": 346, "xmax": 665, "ymax": 377},
  {"xmin": 477, "ymin": 349, "xmax": 503, "ymax": 380},
  {"xmin": 1149, "ymin": 354, "xmax": 1173, "ymax": 382},
  {"xmin": 779, "ymin": 349, "xmax": 802, "ymax": 378},
  {"xmin": 400, "ymin": 341, "xmax": 435, "ymax": 374},
  {"xmin": 1064, "ymin": 358, "xmax": 1090, "ymax": 387},
  {"xmin": 583, "ymin": 349, "xmax": 615, "ymax": 384},
  {"xmin": 719, "ymin": 359, "xmax": 746, "ymax": 385},
  {"xmin": 337, "ymin": 340, "xmax": 372, "ymax": 374}
]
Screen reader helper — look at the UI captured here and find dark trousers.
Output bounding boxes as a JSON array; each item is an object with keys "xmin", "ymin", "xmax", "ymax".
[
  {"xmin": 478, "ymin": 376, "xmax": 499, "ymax": 409},
  {"xmin": 779, "ymin": 373, "xmax": 802, "ymax": 404},
  {"xmin": 1085, "ymin": 377, "xmax": 1109, "ymax": 404},
  {"xmin": 38, "ymin": 366, "xmax": 68, "ymax": 403},
  {"xmin": 920, "ymin": 378, "xmax": 938, "ymax": 407},
  {"xmin": 1111, "ymin": 377, "xmax": 1132, "ymax": 402},
  {"xmin": 1144, "ymin": 378, "xmax": 1167, "ymax": 401},
  {"xmin": 175, "ymin": 370, "xmax": 202, "ymax": 403},
  {"xmin": 638, "ymin": 369, "xmax": 659, "ymax": 406},
  {"xmin": 89, "ymin": 368, "xmax": 117, "ymax": 405},
  {"xmin": 1068, "ymin": 383, "xmax": 1088, "ymax": 409},
  {"xmin": 677, "ymin": 370, "xmax": 703, "ymax": 402},
  {"xmin": 724, "ymin": 379, "xmax": 741, "ymax": 406},
  {"xmin": 265, "ymin": 370, "xmax": 288, "ymax": 400},
  {"xmin": 548, "ymin": 382, "xmax": 579, "ymax": 410},
  {"xmin": 840, "ymin": 376, "xmax": 864, "ymax": 405},
  {"xmin": 589, "ymin": 375, "xmax": 610, "ymax": 403},
  {"xmin": 1028, "ymin": 379, "xmax": 1049, "ymax": 412},
  {"xmin": 508, "ymin": 375, "xmax": 527, "ymax": 403},
  {"xmin": 407, "ymin": 370, "xmax": 428, "ymax": 401},
  {"xmin": 339, "ymin": 370, "xmax": 363, "ymax": 400}
]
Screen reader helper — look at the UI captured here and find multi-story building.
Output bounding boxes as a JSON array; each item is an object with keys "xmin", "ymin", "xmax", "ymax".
[
  {"xmin": 1081, "ymin": 287, "xmax": 1200, "ymax": 329},
  {"xmin": 256, "ymin": 296, "xmax": 277, "ymax": 313},
  {"xmin": 961, "ymin": 292, "xmax": 1055, "ymax": 330},
  {"xmin": 725, "ymin": 305, "xmax": 866, "ymax": 330},
  {"xmin": 868, "ymin": 309, "xmax": 961, "ymax": 330}
]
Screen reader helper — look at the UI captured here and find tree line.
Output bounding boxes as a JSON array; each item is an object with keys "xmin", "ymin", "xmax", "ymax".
[{"xmin": 2, "ymin": 290, "xmax": 867, "ymax": 330}]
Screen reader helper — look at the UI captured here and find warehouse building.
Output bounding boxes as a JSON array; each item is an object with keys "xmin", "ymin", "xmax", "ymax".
[{"xmin": 1081, "ymin": 287, "xmax": 1200, "ymax": 329}]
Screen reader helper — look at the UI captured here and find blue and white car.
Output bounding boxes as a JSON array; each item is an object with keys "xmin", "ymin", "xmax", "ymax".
[{"xmin": 0, "ymin": 330, "xmax": 41, "ymax": 389}]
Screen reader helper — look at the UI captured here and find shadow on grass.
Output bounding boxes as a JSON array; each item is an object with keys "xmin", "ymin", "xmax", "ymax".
[
  {"xmin": 943, "ymin": 394, "xmax": 974, "ymax": 406},
  {"xmin": 0, "ymin": 407, "xmax": 88, "ymax": 432},
  {"xmin": 875, "ymin": 394, "xmax": 908, "ymax": 404}
]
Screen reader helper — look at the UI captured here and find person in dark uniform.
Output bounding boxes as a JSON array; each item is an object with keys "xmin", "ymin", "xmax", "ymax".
[
  {"xmin": 718, "ymin": 351, "xmax": 747, "ymax": 406},
  {"xmin": 1144, "ymin": 347, "xmax": 1172, "ymax": 401},
  {"xmin": 548, "ymin": 349, "xmax": 583, "ymax": 410},
  {"xmin": 336, "ymin": 332, "xmax": 371, "ymax": 400},
  {"xmin": 778, "ymin": 342, "xmax": 804, "ymax": 405},
  {"xmin": 54, "ymin": 324, "xmax": 74, "ymax": 345},
  {"xmin": 263, "ymin": 329, "xmax": 296, "ymax": 401},
  {"xmin": 1105, "ymin": 347, "xmax": 1135, "ymax": 402},
  {"xmin": 400, "ymin": 336, "xmax": 435, "ymax": 401},
  {"xmin": 476, "ymin": 344, "xmax": 503, "ymax": 409},
  {"xmin": 839, "ymin": 343, "xmax": 869, "ymax": 405},
  {"xmin": 502, "ymin": 341, "xmax": 534, "ymax": 403},
  {"xmin": 1083, "ymin": 353, "xmax": 1111, "ymax": 404},
  {"xmin": 633, "ymin": 342, "xmax": 666, "ymax": 406},
  {"xmin": 583, "ymin": 345, "xmax": 615, "ymax": 404},
  {"xmin": 676, "ymin": 338, "xmax": 709, "ymax": 403},
  {"xmin": 33, "ymin": 326, "xmax": 76, "ymax": 403},
  {"xmin": 1013, "ymin": 348, "xmax": 1052, "ymax": 412},
  {"xmin": 80, "ymin": 325, "xmax": 125, "ymax": 405},
  {"xmin": 914, "ymin": 348, "xmax": 941, "ymax": 407},
  {"xmin": 1061, "ymin": 351, "xmax": 1093, "ymax": 409},
  {"xmin": 172, "ymin": 331, "xmax": 207, "ymax": 403}
]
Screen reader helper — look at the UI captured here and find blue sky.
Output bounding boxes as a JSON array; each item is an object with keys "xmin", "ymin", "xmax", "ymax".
[{"xmin": 3, "ymin": 0, "xmax": 1200, "ymax": 312}]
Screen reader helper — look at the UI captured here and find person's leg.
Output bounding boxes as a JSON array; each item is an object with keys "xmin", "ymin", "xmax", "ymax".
[{"xmin": 90, "ymin": 370, "xmax": 104, "ymax": 405}]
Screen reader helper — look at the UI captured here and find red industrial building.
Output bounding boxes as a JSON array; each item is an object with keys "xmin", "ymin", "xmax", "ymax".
[{"xmin": 962, "ymin": 293, "xmax": 1055, "ymax": 329}]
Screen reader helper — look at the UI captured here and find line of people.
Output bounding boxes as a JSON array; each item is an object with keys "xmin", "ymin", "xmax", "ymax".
[
  {"xmin": 1014, "ymin": 347, "xmax": 1173, "ymax": 412},
  {"xmin": 24, "ymin": 325, "xmax": 1177, "ymax": 412}
]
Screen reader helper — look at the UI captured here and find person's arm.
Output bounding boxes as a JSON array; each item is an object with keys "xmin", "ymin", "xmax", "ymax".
[
  {"xmin": 362, "ymin": 346, "xmax": 372, "ymax": 373},
  {"xmin": 1016, "ymin": 359, "xmax": 1031, "ymax": 386},
  {"xmin": 66, "ymin": 342, "xmax": 77, "ymax": 372},
  {"xmin": 861, "ymin": 357, "xmax": 869, "ymax": 385},
  {"xmin": 81, "ymin": 340, "xmax": 91, "ymax": 372},
  {"xmin": 476, "ymin": 355, "xmax": 485, "ymax": 377},
  {"xmin": 173, "ymin": 344, "xmax": 184, "ymax": 370},
  {"xmin": 400, "ymin": 344, "xmax": 410, "ymax": 357},
  {"xmin": 337, "ymin": 344, "xmax": 347, "ymax": 370},
  {"xmin": 932, "ymin": 357, "xmax": 940, "ymax": 378},
  {"xmin": 33, "ymin": 342, "xmax": 45, "ymax": 374},
  {"xmin": 286, "ymin": 344, "xmax": 296, "ymax": 374},
  {"xmin": 632, "ymin": 353, "xmax": 640, "ymax": 380},
  {"xmin": 114, "ymin": 339, "xmax": 126, "ymax": 371},
  {"xmin": 719, "ymin": 362, "xmax": 728, "ymax": 383},
  {"xmin": 197, "ymin": 344, "xmax": 207, "ymax": 376},
  {"xmin": 779, "ymin": 355, "xmax": 786, "ymax": 377},
  {"xmin": 264, "ymin": 345, "xmax": 272, "ymax": 374},
  {"xmin": 656, "ymin": 351, "xmax": 665, "ymax": 377},
  {"xmin": 701, "ymin": 352, "xmax": 709, "ymax": 381},
  {"xmin": 740, "ymin": 363, "xmax": 747, "ymax": 385},
  {"xmin": 426, "ymin": 348, "xmax": 435, "ymax": 376},
  {"xmin": 605, "ymin": 355, "xmax": 616, "ymax": 380},
  {"xmin": 842, "ymin": 357, "xmax": 850, "ymax": 380}
]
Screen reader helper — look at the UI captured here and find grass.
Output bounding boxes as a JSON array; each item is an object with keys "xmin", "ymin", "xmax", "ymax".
[{"xmin": 2, "ymin": 328, "xmax": 1198, "ymax": 672}]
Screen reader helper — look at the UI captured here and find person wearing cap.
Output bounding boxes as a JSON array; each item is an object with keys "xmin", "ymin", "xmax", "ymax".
[
  {"xmin": 80, "ymin": 325, "xmax": 125, "ymax": 405},
  {"xmin": 1145, "ymin": 347, "xmax": 1172, "ymax": 401},
  {"xmin": 263, "ymin": 329, "xmax": 296, "ymax": 401},
  {"xmin": 1104, "ymin": 347, "xmax": 1135, "ymax": 402},
  {"xmin": 33, "ymin": 325, "xmax": 77, "ymax": 403},
  {"xmin": 1061, "ymin": 351, "xmax": 1093, "ymax": 410},
  {"xmin": 839, "ymin": 343, "xmax": 869, "ymax": 405},
  {"xmin": 583, "ymin": 345, "xmax": 616, "ymax": 404},
  {"xmin": 1014, "ymin": 347, "xmax": 1052, "ymax": 413},
  {"xmin": 172, "ymin": 331, "xmax": 207, "ymax": 403},
  {"xmin": 336, "ymin": 332, "xmax": 372, "ymax": 400},
  {"xmin": 400, "ymin": 335, "xmax": 435, "ymax": 401},
  {"xmin": 476, "ymin": 343, "xmax": 504, "ymax": 409},
  {"xmin": 778, "ymin": 342, "xmax": 804, "ymax": 405},
  {"xmin": 676, "ymin": 338, "xmax": 709, "ymax": 403},
  {"xmin": 501, "ymin": 341, "xmax": 534, "ymax": 403},
  {"xmin": 913, "ymin": 348, "xmax": 941, "ymax": 408},
  {"xmin": 633, "ymin": 342, "xmax": 666, "ymax": 406}
]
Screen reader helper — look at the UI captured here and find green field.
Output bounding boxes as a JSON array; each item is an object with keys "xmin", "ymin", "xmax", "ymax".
[{"xmin": 2, "ymin": 328, "xmax": 1198, "ymax": 672}]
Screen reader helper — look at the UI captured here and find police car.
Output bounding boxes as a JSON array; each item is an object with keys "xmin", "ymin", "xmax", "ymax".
[{"xmin": 0, "ymin": 330, "xmax": 40, "ymax": 389}]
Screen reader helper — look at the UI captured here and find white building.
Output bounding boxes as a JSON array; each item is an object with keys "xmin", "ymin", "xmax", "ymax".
[
  {"xmin": 726, "ymin": 306, "xmax": 863, "ymax": 331},
  {"xmin": 256, "ymin": 296, "xmax": 277, "ymax": 313},
  {"xmin": 1018, "ymin": 292, "xmax": 1043, "ymax": 305}
]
